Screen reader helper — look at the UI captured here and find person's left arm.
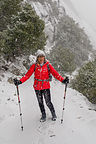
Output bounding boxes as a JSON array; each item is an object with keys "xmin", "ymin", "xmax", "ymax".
[{"xmin": 49, "ymin": 64, "xmax": 64, "ymax": 82}]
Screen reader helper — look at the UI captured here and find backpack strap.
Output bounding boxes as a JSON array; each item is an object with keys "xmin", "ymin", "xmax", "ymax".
[
  {"xmin": 47, "ymin": 63, "xmax": 52, "ymax": 81},
  {"xmin": 34, "ymin": 63, "xmax": 37, "ymax": 72},
  {"xmin": 47, "ymin": 63, "xmax": 50, "ymax": 74}
]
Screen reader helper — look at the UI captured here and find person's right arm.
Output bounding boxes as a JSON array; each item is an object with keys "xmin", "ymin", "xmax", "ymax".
[{"xmin": 20, "ymin": 64, "xmax": 35, "ymax": 83}]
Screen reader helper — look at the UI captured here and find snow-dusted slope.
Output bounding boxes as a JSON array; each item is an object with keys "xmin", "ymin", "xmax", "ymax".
[
  {"xmin": 27, "ymin": 0, "xmax": 96, "ymax": 51},
  {"xmin": 61, "ymin": 0, "xmax": 96, "ymax": 50},
  {"xmin": 27, "ymin": 0, "xmax": 66, "ymax": 52},
  {"xmin": 0, "ymin": 75, "xmax": 96, "ymax": 144},
  {"xmin": 71, "ymin": 0, "xmax": 96, "ymax": 31}
]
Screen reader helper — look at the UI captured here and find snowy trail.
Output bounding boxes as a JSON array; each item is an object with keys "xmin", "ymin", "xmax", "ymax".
[{"xmin": 0, "ymin": 77, "xmax": 96, "ymax": 144}]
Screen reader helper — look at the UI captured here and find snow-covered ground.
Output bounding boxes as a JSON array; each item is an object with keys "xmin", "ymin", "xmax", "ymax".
[{"xmin": 0, "ymin": 74, "xmax": 96, "ymax": 144}]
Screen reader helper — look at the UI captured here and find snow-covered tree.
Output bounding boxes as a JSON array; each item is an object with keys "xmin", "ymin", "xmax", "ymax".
[
  {"xmin": 47, "ymin": 46, "xmax": 76, "ymax": 74},
  {"xmin": 0, "ymin": 0, "xmax": 23, "ymax": 31},
  {"xmin": 0, "ymin": 2, "xmax": 46, "ymax": 61},
  {"xmin": 54, "ymin": 15, "xmax": 92, "ymax": 67},
  {"xmin": 72, "ymin": 59, "xmax": 96, "ymax": 104}
]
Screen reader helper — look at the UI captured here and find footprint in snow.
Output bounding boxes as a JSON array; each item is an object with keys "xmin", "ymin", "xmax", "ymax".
[{"xmin": 77, "ymin": 116, "xmax": 82, "ymax": 119}]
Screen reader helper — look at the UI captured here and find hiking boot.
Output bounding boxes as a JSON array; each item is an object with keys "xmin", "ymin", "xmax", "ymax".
[
  {"xmin": 40, "ymin": 114, "xmax": 46, "ymax": 122},
  {"xmin": 52, "ymin": 113, "xmax": 57, "ymax": 121}
]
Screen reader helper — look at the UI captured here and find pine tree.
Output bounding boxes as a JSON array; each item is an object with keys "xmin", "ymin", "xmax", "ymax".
[
  {"xmin": 72, "ymin": 60, "xmax": 96, "ymax": 104},
  {"xmin": 0, "ymin": 0, "xmax": 23, "ymax": 31},
  {"xmin": 0, "ymin": 2, "xmax": 46, "ymax": 61},
  {"xmin": 47, "ymin": 46, "xmax": 76, "ymax": 74}
]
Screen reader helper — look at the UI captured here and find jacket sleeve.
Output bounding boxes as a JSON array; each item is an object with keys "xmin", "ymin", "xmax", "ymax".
[
  {"xmin": 20, "ymin": 64, "xmax": 35, "ymax": 83},
  {"xmin": 49, "ymin": 64, "xmax": 64, "ymax": 82}
]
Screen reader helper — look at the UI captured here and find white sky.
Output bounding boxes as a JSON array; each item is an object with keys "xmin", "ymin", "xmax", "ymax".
[
  {"xmin": 70, "ymin": 0, "xmax": 96, "ymax": 32},
  {"xmin": 61, "ymin": 0, "xmax": 96, "ymax": 49}
]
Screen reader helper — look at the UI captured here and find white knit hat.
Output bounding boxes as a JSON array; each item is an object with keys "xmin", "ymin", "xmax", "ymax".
[{"xmin": 36, "ymin": 49, "xmax": 45, "ymax": 57}]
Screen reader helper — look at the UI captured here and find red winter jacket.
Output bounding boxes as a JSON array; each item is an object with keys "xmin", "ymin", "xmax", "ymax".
[{"xmin": 20, "ymin": 61, "xmax": 64, "ymax": 90}]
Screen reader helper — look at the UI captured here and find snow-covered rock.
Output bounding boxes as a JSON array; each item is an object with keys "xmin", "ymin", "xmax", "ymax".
[{"xmin": 27, "ymin": 0, "xmax": 66, "ymax": 52}]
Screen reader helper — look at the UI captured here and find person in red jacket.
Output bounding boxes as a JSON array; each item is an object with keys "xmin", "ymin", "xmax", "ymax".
[{"xmin": 14, "ymin": 50, "xmax": 69, "ymax": 122}]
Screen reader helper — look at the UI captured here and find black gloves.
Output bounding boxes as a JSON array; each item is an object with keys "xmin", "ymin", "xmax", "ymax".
[
  {"xmin": 14, "ymin": 79, "xmax": 22, "ymax": 86},
  {"xmin": 62, "ymin": 77, "xmax": 69, "ymax": 84}
]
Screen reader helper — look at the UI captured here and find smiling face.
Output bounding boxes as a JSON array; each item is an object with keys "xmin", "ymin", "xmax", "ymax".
[{"xmin": 37, "ymin": 55, "xmax": 45, "ymax": 64}]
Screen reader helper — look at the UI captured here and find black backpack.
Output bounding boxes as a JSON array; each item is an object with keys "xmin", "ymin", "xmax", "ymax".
[{"xmin": 34, "ymin": 63, "xmax": 52, "ymax": 81}]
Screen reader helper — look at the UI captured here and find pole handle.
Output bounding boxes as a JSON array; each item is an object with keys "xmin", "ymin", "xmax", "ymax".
[
  {"xmin": 65, "ymin": 82, "xmax": 68, "ymax": 92},
  {"xmin": 21, "ymin": 126, "xmax": 23, "ymax": 131}
]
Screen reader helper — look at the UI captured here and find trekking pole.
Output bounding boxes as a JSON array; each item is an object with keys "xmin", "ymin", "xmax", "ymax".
[
  {"xmin": 61, "ymin": 82, "xmax": 68, "ymax": 124},
  {"xmin": 16, "ymin": 85, "xmax": 24, "ymax": 131}
]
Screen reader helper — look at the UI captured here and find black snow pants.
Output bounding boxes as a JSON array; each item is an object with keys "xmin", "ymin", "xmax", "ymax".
[{"xmin": 35, "ymin": 89, "xmax": 56, "ymax": 117}]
